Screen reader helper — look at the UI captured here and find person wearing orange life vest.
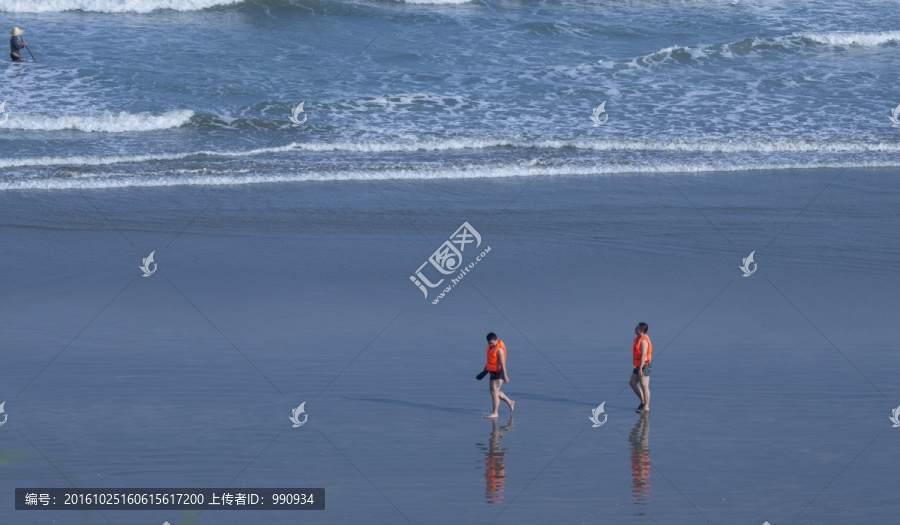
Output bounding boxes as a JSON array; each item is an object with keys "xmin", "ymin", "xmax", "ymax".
[
  {"xmin": 484, "ymin": 332, "xmax": 515, "ymax": 419},
  {"xmin": 629, "ymin": 322, "xmax": 652, "ymax": 414}
]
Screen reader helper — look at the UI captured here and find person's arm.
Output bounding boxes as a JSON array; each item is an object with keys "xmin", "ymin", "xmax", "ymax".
[
  {"xmin": 500, "ymin": 347, "xmax": 509, "ymax": 383},
  {"xmin": 639, "ymin": 340, "xmax": 648, "ymax": 377}
]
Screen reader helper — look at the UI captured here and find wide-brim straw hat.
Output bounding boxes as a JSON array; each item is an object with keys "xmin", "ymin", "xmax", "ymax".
[{"xmin": 11, "ymin": 27, "xmax": 24, "ymax": 37}]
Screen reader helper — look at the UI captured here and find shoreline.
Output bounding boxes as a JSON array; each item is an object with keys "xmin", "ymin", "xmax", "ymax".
[{"xmin": 1, "ymin": 164, "xmax": 896, "ymax": 192}]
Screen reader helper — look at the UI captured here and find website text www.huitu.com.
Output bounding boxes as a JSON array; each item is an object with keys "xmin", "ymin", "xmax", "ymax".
[{"xmin": 431, "ymin": 246, "xmax": 491, "ymax": 305}]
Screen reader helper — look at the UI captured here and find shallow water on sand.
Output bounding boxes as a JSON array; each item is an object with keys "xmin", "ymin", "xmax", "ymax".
[{"xmin": 1, "ymin": 169, "xmax": 898, "ymax": 524}]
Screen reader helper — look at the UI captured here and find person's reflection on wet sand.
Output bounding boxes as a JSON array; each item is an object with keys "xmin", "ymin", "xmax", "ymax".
[
  {"xmin": 629, "ymin": 412, "xmax": 651, "ymax": 514},
  {"xmin": 476, "ymin": 416, "xmax": 513, "ymax": 504}
]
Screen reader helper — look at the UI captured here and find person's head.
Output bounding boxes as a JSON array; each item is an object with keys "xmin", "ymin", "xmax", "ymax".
[
  {"xmin": 11, "ymin": 27, "xmax": 24, "ymax": 37},
  {"xmin": 635, "ymin": 322, "xmax": 648, "ymax": 335},
  {"xmin": 486, "ymin": 332, "xmax": 498, "ymax": 345}
]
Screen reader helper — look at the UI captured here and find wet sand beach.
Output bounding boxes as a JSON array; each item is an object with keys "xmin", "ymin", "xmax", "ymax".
[{"xmin": 1, "ymin": 169, "xmax": 898, "ymax": 524}]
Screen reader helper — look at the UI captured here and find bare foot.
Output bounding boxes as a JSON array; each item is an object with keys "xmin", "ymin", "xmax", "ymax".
[
  {"xmin": 509, "ymin": 400, "xmax": 515, "ymax": 413},
  {"xmin": 484, "ymin": 413, "xmax": 498, "ymax": 419},
  {"xmin": 641, "ymin": 406, "xmax": 650, "ymax": 413}
]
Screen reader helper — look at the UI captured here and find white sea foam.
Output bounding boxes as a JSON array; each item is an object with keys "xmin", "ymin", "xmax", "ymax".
[
  {"xmin": 285, "ymin": 138, "xmax": 900, "ymax": 155},
  {"xmin": 3, "ymin": 160, "xmax": 898, "ymax": 191},
  {"xmin": 639, "ymin": 44, "xmax": 700, "ymax": 63},
  {"xmin": 402, "ymin": 0, "xmax": 473, "ymax": 4},
  {"xmin": 634, "ymin": 30, "xmax": 900, "ymax": 66},
  {"xmin": 0, "ymin": 142, "xmax": 296, "ymax": 169},
  {"xmin": 3, "ymin": 110, "xmax": 194, "ymax": 133},
  {"xmin": 2, "ymin": 138, "xmax": 899, "ymax": 169},
  {"xmin": 0, "ymin": 0, "xmax": 242, "ymax": 13},
  {"xmin": 799, "ymin": 31, "xmax": 900, "ymax": 47}
]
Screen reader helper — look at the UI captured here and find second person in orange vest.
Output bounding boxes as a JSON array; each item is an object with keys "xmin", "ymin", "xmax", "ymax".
[
  {"xmin": 629, "ymin": 322, "xmax": 652, "ymax": 414},
  {"xmin": 484, "ymin": 332, "xmax": 515, "ymax": 418}
]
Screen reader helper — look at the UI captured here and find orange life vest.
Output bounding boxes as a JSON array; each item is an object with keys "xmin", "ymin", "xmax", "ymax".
[
  {"xmin": 486, "ymin": 340, "xmax": 506, "ymax": 372},
  {"xmin": 633, "ymin": 334, "xmax": 652, "ymax": 368}
]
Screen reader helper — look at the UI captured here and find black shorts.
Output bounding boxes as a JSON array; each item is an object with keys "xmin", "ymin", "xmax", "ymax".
[
  {"xmin": 10, "ymin": 53, "xmax": 24, "ymax": 62},
  {"xmin": 489, "ymin": 370, "xmax": 504, "ymax": 381},
  {"xmin": 632, "ymin": 364, "xmax": 651, "ymax": 376}
]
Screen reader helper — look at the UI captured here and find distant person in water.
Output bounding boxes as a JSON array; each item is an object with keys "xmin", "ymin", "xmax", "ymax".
[
  {"xmin": 10, "ymin": 27, "xmax": 26, "ymax": 62},
  {"xmin": 484, "ymin": 332, "xmax": 514, "ymax": 418},
  {"xmin": 629, "ymin": 322, "xmax": 652, "ymax": 413}
]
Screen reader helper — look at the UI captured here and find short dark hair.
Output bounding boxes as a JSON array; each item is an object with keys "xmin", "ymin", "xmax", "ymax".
[
  {"xmin": 486, "ymin": 332, "xmax": 498, "ymax": 341},
  {"xmin": 637, "ymin": 322, "xmax": 648, "ymax": 334}
]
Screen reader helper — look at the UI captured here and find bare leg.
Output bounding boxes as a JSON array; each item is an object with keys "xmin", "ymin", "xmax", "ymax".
[
  {"xmin": 486, "ymin": 379, "xmax": 501, "ymax": 418},
  {"xmin": 498, "ymin": 390, "xmax": 514, "ymax": 413},
  {"xmin": 629, "ymin": 372, "xmax": 645, "ymax": 407},
  {"xmin": 640, "ymin": 375, "xmax": 650, "ymax": 412}
]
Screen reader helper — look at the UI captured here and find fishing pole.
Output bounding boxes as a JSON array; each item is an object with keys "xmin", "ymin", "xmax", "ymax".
[{"xmin": 24, "ymin": 45, "xmax": 35, "ymax": 62}]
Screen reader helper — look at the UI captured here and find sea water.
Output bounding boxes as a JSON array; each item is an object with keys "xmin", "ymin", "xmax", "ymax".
[{"xmin": 1, "ymin": 0, "xmax": 898, "ymax": 189}]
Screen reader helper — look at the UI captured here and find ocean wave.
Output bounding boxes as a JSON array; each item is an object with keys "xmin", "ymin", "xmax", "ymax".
[
  {"xmin": 0, "ymin": 0, "xmax": 242, "ymax": 13},
  {"xmin": 2, "ymin": 110, "xmax": 194, "ymax": 133},
  {"xmin": 797, "ymin": 31, "xmax": 900, "ymax": 47},
  {"xmin": 285, "ymin": 138, "xmax": 900, "ymax": 155},
  {"xmin": 635, "ymin": 30, "xmax": 900, "ymax": 65},
  {"xmin": 0, "ymin": 0, "xmax": 480, "ymax": 12},
  {"xmin": 2, "ymin": 138, "xmax": 899, "ymax": 169},
  {"xmin": 402, "ymin": 0, "xmax": 473, "ymax": 5},
  {"xmin": 0, "ymin": 142, "xmax": 296, "ymax": 169},
  {"xmin": 3, "ymin": 160, "xmax": 898, "ymax": 191}
]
